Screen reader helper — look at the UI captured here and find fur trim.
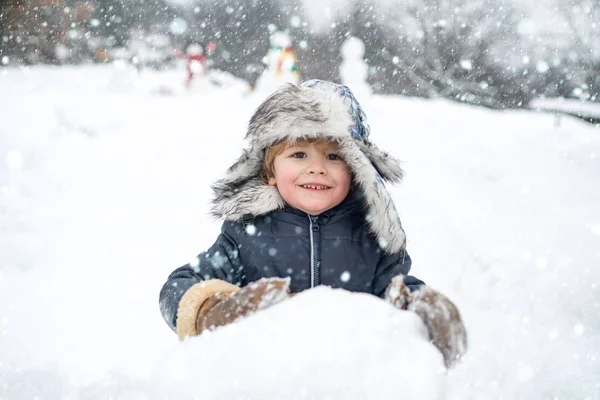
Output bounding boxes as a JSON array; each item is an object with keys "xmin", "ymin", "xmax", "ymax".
[
  {"xmin": 336, "ymin": 138, "xmax": 406, "ymax": 252},
  {"xmin": 357, "ymin": 141, "xmax": 404, "ymax": 184},
  {"xmin": 176, "ymin": 279, "xmax": 239, "ymax": 340},
  {"xmin": 211, "ymin": 179, "xmax": 284, "ymax": 220},
  {"xmin": 210, "ymin": 145, "xmax": 286, "ymax": 219},
  {"xmin": 246, "ymin": 83, "xmax": 354, "ymax": 147},
  {"xmin": 210, "ymin": 82, "xmax": 407, "ymax": 253}
]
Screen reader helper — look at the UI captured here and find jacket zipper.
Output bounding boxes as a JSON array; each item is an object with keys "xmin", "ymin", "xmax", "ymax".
[{"xmin": 308, "ymin": 215, "xmax": 320, "ymax": 287}]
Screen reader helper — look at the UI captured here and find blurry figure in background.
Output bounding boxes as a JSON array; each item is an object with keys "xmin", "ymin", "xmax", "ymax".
[
  {"xmin": 185, "ymin": 43, "xmax": 207, "ymax": 89},
  {"xmin": 340, "ymin": 36, "xmax": 372, "ymax": 101},
  {"xmin": 109, "ymin": 47, "xmax": 140, "ymax": 91},
  {"xmin": 243, "ymin": 63, "xmax": 266, "ymax": 93},
  {"xmin": 254, "ymin": 31, "xmax": 300, "ymax": 92},
  {"xmin": 96, "ymin": 48, "xmax": 109, "ymax": 63},
  {"xmin": 130, "ymin": 51, "xmax": 142, "ymax": 73},
  {"xmin": 205, "ymin": 40, "xmax": 218, "ymax": 69}
]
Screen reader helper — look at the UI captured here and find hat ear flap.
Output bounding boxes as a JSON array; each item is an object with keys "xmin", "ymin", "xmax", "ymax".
[
  {"xmin": 211, "ymin": 147, "xmax": 285, "ymax": 220},
  {"xmin": 222, "ymin": 148, "xmax": 261, "ymax": 181},
  {"xmin": 337, "ymin": 139, "xmax": 406, "ymax": 253},
  {"xmin": 356, "ymin": 141, "xmax": 404, "ymax": 184}
]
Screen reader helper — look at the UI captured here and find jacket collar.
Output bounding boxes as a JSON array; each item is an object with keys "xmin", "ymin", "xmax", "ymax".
[{"xmin": 278, "ymin": 189, "xmax": 364, "ymax": 223}]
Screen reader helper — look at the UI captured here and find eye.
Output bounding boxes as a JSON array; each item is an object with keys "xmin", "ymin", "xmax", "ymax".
[
  {"xmin": 291, "ymin": 152, "xmax": 307, "ymax": 159},
  {"xmin": 327, "ymin": 153, "xmax": 342, "ymax": 161}
]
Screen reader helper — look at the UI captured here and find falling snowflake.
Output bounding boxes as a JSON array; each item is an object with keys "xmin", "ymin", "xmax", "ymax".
[
  {"xmin": 189, "ymin": 257, "xmax": 200, "ymax": 271},
  {"xmin": 169, "ymin": 18, "xmax": 188, "ymax": 35},
  {"xmin": 378, "ymin": 238, "xmax": 388, "ymax": 249},
  {"xmin": 340, "ymin": 271, "xmax": 351, "ymax": 282},
  {"xmin": 210, "ymin": 252, "xmax": 228, "ymax": 268},
  {"xmin": 245, "ymin": 224, "xmax": 257, "ymax": 235},
  {"xmin": 536, "ymin": 60, "xmax": 549, "ymax": 73},
  {"xmin": 517, "ymin": 19, "xmax": 535, "ymax": 35},
  {"xmin": 459, "ymin": 59, "xmax": 473, "ymax": 70}
]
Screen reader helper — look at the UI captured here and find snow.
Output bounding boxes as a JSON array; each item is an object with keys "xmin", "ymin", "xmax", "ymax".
[
  {"xmin": 1, "ymin": 65, "xmax": 600, "ymax": 399},
  {"xmin": 531, "ymin": 97, "xmax": 600, "ymax": 118},
  {"xmin": 155, "ymin": 287, "xmax": 445, "ymax": 399}
]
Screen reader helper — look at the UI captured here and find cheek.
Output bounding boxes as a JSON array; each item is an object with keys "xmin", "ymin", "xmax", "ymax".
[
  {"xmin": 272, "ymin": 162, "xmax": 299, "ymax": 186},
  {"xmin": 335, "ymin": 167, "xmax": 352, "ymax": 190},
  {"xmin": 274, "ymin": 168, "xmax": 299, "ymax": 203},
  {"xmin": 275, "ymin": 170, "xmax": 296, "ymax": 186}
]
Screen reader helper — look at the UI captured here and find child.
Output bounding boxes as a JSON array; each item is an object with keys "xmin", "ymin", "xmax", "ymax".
[{"xmin": 159, "ymin": 80, "xmax": 467, "ymax": 367}]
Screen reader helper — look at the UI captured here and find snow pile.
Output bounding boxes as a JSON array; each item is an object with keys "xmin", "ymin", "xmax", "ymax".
[{"xmin": 153, "ymin": 287, "xmax": 446, "ymax": 400}]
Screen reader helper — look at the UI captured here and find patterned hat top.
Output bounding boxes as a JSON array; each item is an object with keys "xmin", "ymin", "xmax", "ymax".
[{"xmin": 300, "ymin": 79, "xmax": 371, "ymax": 141}]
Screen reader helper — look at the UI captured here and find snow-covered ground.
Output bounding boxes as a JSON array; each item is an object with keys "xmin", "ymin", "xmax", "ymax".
[
  {"xmin": 530, "ymin": 97, "xmax": 600, "ymax": 123},
  {"xmin": 1, "ymin": 65, "xmax": 599, "ymax": 399}
]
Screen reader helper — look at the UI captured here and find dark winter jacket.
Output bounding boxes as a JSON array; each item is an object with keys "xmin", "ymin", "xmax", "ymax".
[{"xmin": 159, "ymin": 192, "xmax": 424, "ymax": 332}]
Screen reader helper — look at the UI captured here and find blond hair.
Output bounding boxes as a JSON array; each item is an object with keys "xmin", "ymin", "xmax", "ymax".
[{"xmin": 260, "ymin": 138, "xmax": 340, "ymax": 183}]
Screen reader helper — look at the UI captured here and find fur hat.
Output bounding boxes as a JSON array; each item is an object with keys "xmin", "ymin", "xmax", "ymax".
[{"xmin": 210, "ymin": 80, "xmax": 406, "ymax": 253}]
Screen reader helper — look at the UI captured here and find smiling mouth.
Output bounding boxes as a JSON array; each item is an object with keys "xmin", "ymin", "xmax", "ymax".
[{"xmin": 300, "ymin": 184, "xmax": 331, "ymax": 190}]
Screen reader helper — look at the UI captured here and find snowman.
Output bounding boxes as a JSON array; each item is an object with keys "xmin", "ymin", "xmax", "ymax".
[
  {"xmin": 186, "ymin": 43, "xmax": 208, "ymax": 90},
  {"xmin": 254, "ymin": 31, "xmax": 300, "ymax": 92},
  {"xmin": 339, "ymin": 36, "xmax": 372, "ymax": 100},
  {"xmin": 109, "ymin": 47, "xmax": 140, "ymax": 91}
]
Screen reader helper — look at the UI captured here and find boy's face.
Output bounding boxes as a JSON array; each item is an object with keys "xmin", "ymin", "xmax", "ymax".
[{"xmin": 268, "ymin": 141, "xmax": 351, "ymax": 215}]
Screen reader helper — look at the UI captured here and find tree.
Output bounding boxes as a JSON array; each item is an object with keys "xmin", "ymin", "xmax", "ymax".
[
  {"xmin": 555, "ymin": 0, "xmax": 600, "ymax": 101},
  {"xmin": 0, "ymin": 0, "xmax": 71, "ymax": 64}
]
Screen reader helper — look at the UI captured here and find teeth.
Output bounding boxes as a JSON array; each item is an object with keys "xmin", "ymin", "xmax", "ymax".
[{"xmin": 302, "ymin": 185, "xmax": 328, "ymax": 190}]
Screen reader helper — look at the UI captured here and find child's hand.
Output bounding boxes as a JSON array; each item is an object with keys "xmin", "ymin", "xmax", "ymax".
[
  {"xmin": 197, "ymin": 277, "xmax": 291, "ymax": 334},
  {"xmin": 385, "ymin": 276, "xmax": 468, "ymax": 368}
]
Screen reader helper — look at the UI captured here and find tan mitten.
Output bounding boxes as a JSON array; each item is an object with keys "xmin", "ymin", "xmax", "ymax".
[
  {"xmin": 386, "ymin": 275, "xmax": 468, "ymax": 368},
  {"xmin": 176, "ymin": 277, "xmax": 291, "ymax": 340}
]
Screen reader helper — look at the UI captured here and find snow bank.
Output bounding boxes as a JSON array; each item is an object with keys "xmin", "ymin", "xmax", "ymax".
[
  {"xmin": 154, "ymin": 287, "xmax": 446, "ymax": 400},
  {"xmin": 530, "ymin": 97, "xmax": 600, "ymax": 120}
]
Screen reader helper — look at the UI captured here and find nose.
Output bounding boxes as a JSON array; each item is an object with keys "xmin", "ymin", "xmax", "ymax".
[{"xmin": 307, "ymin": 158, "xmax": 327, "ymax": 175}]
